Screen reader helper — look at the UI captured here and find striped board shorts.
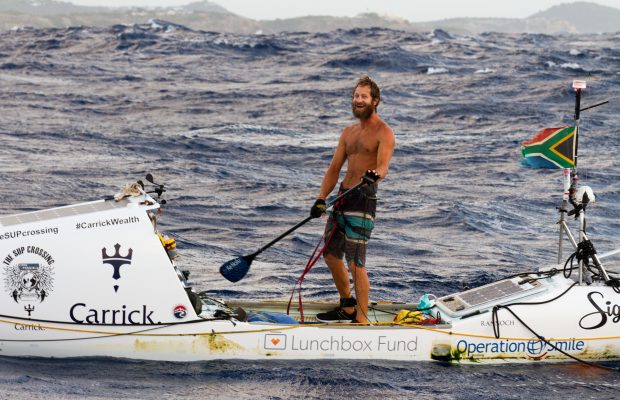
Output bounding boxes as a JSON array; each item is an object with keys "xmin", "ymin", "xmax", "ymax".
[{"xmin": 323, "ymin": 183, "xmax": 377, "ymax": 266}]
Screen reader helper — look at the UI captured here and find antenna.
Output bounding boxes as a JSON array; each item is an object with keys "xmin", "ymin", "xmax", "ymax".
[{"xmin": 572, "ymin": 79, "xmax": 585, "ymax": 169}]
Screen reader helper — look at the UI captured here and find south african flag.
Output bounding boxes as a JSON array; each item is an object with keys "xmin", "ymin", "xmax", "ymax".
[{"xmin": 521, "ymin": 126, "xmax": 575, "ymax": 169}]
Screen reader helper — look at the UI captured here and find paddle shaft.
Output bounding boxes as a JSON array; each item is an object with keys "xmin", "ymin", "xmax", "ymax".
[{"xmin": 249, "ymin": 181, "xmax": 368, "ymax": 259}]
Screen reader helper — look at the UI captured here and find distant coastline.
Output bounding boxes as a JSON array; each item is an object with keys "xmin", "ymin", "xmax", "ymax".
[{"xmin": 1, "ymin": 0, "xmax": 619, "ymax": 34}]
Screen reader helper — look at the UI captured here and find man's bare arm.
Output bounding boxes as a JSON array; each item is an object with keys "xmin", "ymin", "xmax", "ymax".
[
  {"xmin": 318, "ymin": 130, "xmax": 348, "ymax": 199},
  {"xmin": 375, "ymin": 126, "xmax": 395, "ymax": 180}
]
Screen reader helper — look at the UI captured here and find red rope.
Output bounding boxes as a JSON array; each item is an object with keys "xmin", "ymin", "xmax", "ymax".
[{"xmin": 286, "ymin": 216, "xmax": 337, "ymax": 322}]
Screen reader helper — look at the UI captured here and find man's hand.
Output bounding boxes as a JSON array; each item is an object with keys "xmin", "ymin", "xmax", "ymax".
[
  {"xmin": 310, "ymin": 199, "xmax": 326, "ymax": 218},
  {"xmin": 362, "ymin": 169, "xmax": 381, "ymax": 185}
]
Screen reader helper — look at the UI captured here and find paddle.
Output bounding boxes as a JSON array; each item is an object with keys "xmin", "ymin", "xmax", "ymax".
[{"xmin": 220, "ymin": 180, "xmax": 369, "ymax": 282}]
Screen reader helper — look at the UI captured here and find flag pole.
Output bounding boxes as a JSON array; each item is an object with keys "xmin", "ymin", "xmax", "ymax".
[
  {"xmin": 557, "ymin": 80, "xmax": 585, "ymax": 266},
  {"xmin": 573, "ymin": 79, "xmax": 585, "ymax": 169},
  {"xmin": 558, "ymin": 168, "xmax": 571, "ymax": 264},
  {"xmin": 572, "ymin": 80, "xmax": 586, "ymax": 284},
  {"xmin": 570, "ymin": 80, "xmax": 585, "ymax": 198}
]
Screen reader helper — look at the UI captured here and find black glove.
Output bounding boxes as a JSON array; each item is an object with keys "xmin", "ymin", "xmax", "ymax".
[
  {"xmin": 310, "ymin": 199, "xmax": 326, "ymax": 218},
  {"xmin": 362, "ymin": 169, "xmax": 381, "ymax": 184}
]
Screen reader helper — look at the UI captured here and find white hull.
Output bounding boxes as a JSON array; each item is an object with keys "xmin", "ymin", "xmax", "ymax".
[{"xmin": 2, "ymin": 279, "xmax": 619, "ymax": 363}]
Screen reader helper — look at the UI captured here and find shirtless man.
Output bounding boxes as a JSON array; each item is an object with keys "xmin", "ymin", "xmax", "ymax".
[{"xmin": 310, "ymin": 76, "xmax": 395, "ymax": 324}]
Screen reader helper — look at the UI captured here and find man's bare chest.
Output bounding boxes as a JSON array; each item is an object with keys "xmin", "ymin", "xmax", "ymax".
[{"xmin": 345, "ymin": 131, "xmax": 379, "ymax": 156}]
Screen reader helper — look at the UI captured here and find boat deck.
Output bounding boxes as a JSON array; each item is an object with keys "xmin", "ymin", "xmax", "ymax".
[{"xmin": 226, "ymin": 299, "xmax": 451, "ymax": 328}]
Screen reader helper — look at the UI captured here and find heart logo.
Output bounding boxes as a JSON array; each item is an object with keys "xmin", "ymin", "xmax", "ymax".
[{"xmin": 265, "ymin": 334, "xmax": 285, "ymax": 349}]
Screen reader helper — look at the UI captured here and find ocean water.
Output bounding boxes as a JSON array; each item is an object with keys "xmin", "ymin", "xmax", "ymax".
[{"xmin": 1, "ymin": 22, "xmax": 620, "ymax": 399}]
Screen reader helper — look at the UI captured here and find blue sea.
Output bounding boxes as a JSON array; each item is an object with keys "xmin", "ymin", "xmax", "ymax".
[{"xmin": 1, "ymin": 22, "xmax": 619, "ymax": 399}]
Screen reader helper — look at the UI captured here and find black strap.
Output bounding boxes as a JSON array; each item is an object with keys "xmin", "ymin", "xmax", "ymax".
[{"xmin": 340, "ymin": 297, "xmax": 357, "ymax": 308}]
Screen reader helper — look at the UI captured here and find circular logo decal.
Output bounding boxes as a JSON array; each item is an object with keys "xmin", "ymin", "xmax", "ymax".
[{"xmin": 173, "ymin": 305, "xmax": 187, "ymax": 319}]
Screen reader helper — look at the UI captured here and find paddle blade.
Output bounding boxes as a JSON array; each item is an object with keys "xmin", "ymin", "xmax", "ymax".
[{"xmin": 220, "ymin": 255, "xmax": 252, "ymax": 282}]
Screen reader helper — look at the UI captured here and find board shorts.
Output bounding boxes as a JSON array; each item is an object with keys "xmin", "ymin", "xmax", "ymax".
[{"xmin": 323, "ymin": 183, "xmax": 377, "ymax": 267}]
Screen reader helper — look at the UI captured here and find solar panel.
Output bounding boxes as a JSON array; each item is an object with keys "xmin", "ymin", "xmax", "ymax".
[
  {"xmin": 0, "ymin": 199, "xmax": 130, "ymax": 227},
  {"xmin": 436, "ymin": 276, "xmax": 546, "ymax": 317}
]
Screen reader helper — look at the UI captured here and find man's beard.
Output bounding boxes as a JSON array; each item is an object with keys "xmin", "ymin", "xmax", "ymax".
[{"xmin": 352, "ymin": 101, "xmax": 374, "ymax": 120}]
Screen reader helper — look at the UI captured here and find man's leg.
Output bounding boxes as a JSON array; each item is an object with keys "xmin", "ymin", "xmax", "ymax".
[
  {"xmin": 324, "ymin": 253, "xmax": 355, "ymax": 314},
  {"xmin": 348, "ymin": 262, "xmax": 369, "ymax": 323}
]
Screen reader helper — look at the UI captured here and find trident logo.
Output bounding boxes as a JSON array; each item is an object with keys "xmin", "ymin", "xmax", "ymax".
[
  {"xmin": 24, "ymin": 304, "xmax": 35, "ymax": 316},
  {"xmin": 101, "ymin": 244, "xmax": 133, "ymax": 280}
]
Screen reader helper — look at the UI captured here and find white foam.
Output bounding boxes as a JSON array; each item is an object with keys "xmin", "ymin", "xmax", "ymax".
[
  {"xmin": 149, "ymin": 19, "xmax": 164, "ymax": 30},
  {"xmin": 475, "ymin": 68, "xmax": 495, "ymax": 74},
  {"xmin": 427, "ymin": 67, "xmax": 448, "ymax": 75},
  {"xmin": 569, "ymin": 49, "xmax": 581, "ymax": 56},
  {"xmin": 560, "ymin": 63, "xmax": 581, "ymax": 70}
]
